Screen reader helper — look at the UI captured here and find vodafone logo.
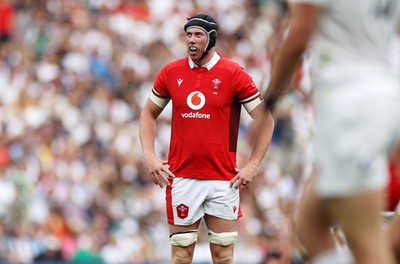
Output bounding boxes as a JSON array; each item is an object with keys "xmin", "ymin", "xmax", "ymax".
[
  {"xmin": 182, "ymin": 91, "xmax": 210, "ymax": 119},
  {"xmin": 187, "ymin": 91, "xmax": 205, "ymax": 110}
]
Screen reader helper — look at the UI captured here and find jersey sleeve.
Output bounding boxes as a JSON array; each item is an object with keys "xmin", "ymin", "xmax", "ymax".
[
  {"xmin": 150, "ymin": 66, "xmax": 170, "ymax": 108},
  {"xmin": 234, "ymin": 67, "xmax": 262, "ymax": 113}
]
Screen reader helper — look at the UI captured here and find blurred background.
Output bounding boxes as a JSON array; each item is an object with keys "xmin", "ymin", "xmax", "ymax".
[{"xmin": 0, "ymin": 0, "xmax": 317, "ymax": 263}]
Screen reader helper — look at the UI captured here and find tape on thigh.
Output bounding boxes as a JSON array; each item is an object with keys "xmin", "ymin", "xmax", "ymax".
[
  {"xmin": 170, "ymin": 230, "xmax": 198, "ymax": 247},
  {"xmin": 207, "ymin": 229, "xmax": 238, "ymax": 246}
]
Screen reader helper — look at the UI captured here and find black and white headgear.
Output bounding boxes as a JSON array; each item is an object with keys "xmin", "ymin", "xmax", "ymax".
[{"xmin": 184, "ymin": 14, "xmax": 218, "ymax": 55}]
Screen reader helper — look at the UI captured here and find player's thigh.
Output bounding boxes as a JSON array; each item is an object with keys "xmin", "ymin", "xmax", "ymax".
[
  {"xmin": 203, "ymin": 214, "xmax": 238, "ymax": 232},
  {"xmin": 326, "ymin": 189, "xmax": 386, "ymax": 248},
  {"xmin": 202, "ymin": 182, "xmax": 239, "ymax": 248},
  {"xmin": 204, "ymin": 215, "xmax": 237, "ymax": 260},
  {"xmin": 388, "ymin": 214, "xmax": 400, "ymax": 256},
  {"xmin": 169, "ymin": 220, "xmax": 202, "ymax": 260},
  {"xmin": 325, "ymin": 190, "xmax": 395, "ymax": 264},
  {"xmin": 295, "ymin": 178, "xmax": 331, "ymax": 231},
  {"xmin": 294, "ymin": 179, "xmax": 336, "ymax": 256},
  {"xmin": 169, "ymin": 219, "xmax": 202, "ymax": 235}
]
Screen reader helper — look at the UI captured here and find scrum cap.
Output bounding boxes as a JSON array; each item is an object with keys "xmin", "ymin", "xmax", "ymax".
[{"xmin": 184, "ymin": 14, "xmax": 218, "ymax": 54}]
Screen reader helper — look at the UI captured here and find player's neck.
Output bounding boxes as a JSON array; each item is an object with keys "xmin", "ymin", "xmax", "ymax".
[{"xmin": 194, "ymin": 50, "xmax": 215, "ymax": 68}]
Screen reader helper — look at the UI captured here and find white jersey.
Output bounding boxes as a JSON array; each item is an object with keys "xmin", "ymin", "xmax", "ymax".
[
  {"xmin": 290, "ymin": 0, "xmax": 400, "ymax": 197},
  {"xmin": 290, "ymin": 0, "xmax": 400, "ymax": 85}
]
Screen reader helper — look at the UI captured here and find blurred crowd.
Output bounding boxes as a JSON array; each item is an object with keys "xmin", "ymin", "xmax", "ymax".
[{"xmin": 0, "ymin": 0, "xmax": 315, "ymax": 263}]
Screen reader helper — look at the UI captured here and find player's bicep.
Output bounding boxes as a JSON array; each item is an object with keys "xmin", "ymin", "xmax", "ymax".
[
  {"xmin": 243, "ymin": 97, "xmax": 263, "ymax": 114},
  {"xmin": 141, "ymin": 97, "xmax": 167, "ymax": 121},
  {"xmin": 247, "ymin": 101, "xmax": 268, "ymax": 121},
  {"xmin": 150, "ymin": 87, "xmax": 170, "ymax": 108}
]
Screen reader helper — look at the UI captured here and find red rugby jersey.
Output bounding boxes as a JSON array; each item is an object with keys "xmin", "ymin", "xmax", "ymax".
[{"xmin": 152, "ymin": 54, "xmax": 261, "ymax": 181}]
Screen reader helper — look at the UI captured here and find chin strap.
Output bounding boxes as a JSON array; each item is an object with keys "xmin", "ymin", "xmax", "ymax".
[{"xmin": 199, "ymin": 51, "xmax": 208, "ymax": 61}]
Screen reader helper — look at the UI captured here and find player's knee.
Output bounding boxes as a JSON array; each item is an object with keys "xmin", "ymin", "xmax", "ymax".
[
  {"xmin": 170, "ymin": 230, "xmax": 198, "ymax": 247},
  {"xmin": 207, "ymin": 229, "xmax": 238, "ymax": 246},
  {"xmin": 172, "ymin": 247, "xmax": 194, "ymax": 264},
  {"xmin": 211, "ymin": 250, "xmax": 234, "ymax": 264}
]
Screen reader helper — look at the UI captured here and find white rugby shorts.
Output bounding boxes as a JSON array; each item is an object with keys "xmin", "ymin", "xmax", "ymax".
[
  {"xmin": 313, "ymin": 76, "xmax": 400, "ymax": 197},
  {"xmin": 166, "ymin": 178, "xmax": 240, "ymax": 225}
]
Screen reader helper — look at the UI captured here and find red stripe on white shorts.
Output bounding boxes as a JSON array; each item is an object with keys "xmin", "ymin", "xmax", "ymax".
[{"xmin": 166, "ymin": 178, "xmax": 174, "ymax": 224}]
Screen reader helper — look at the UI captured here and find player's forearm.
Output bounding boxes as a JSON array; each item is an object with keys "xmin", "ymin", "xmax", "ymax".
[
  {"xmin": 139, "ymin": 112, "xmax": 158, "ymax": 158},
  {"xmin": 264, "ymin": 5, "xmax": 316, "ymax": 110},
  {"xmin": 248, "ymin": 109, "xmax": 275, "ymax": 166},
  {"xmin": 264, "ymin": 35, "xmax": 306, "ymax": 109}
]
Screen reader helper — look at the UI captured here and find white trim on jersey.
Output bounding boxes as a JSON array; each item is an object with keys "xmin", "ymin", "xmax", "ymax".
[
  {"xmin": 238, "ymin": 91, "xmax": 260, "ymax": 104},
  {"xmin": 149, "ymin": 91, "xmax": 169, "ymax": 108},
  {"xmin": 243, "ymin": 97, "xmax": 263, "ymax": 113},
  {"xmin": 189, "ymin": 52, "xmax": 220, "ymax": 70}
]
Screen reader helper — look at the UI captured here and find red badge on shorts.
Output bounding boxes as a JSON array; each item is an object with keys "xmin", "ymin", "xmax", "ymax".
[{"xmin": 176, "ymin": 204, "xmax": 189, "ymax": 219}]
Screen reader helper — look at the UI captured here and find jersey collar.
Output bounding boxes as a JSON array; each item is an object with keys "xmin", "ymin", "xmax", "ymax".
[{"xmin": 188, "ymin": 52, "xmax": 220, "ymax": 70}]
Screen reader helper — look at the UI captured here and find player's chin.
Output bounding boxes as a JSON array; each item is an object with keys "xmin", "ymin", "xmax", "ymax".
[{"xmin": 188, "ymin": 51, "xmax": 201, "ymax": 61}]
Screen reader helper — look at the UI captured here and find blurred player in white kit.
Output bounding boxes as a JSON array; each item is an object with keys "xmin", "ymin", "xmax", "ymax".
[{"xmin": 257, "ymin": 0, "xmax": 400, "ymax": 263}]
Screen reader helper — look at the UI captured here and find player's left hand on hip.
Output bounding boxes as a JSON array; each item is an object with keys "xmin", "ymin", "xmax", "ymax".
[{"xmin": 230, "ymin": 164, "xmax": 257, "ymax": 189}]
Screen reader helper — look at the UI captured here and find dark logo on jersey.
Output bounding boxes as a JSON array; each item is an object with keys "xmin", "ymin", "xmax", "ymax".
[{"xmin": 176, "ymin": 203, "xmax": 189, "ymax": 219}]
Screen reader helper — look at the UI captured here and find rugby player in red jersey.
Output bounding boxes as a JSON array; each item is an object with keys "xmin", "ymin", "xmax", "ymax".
[{"xmin": 139, "ymin": 14, "xmax": 274, "ymax": 264}]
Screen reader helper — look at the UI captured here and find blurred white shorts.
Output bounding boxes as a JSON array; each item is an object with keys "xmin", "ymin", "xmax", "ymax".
[
  {"xmin": 166, "ymin": 178, "xmax": 240, "ymax": 225},
  {"xmin": 313, "ymin": 77, "xmax": 400, "ymax": 198}
]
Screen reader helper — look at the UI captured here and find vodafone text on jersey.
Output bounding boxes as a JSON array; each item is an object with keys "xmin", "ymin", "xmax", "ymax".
[{"xmin": 181, "ymin": 91, "xmax": 211, "ymax": 119}]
